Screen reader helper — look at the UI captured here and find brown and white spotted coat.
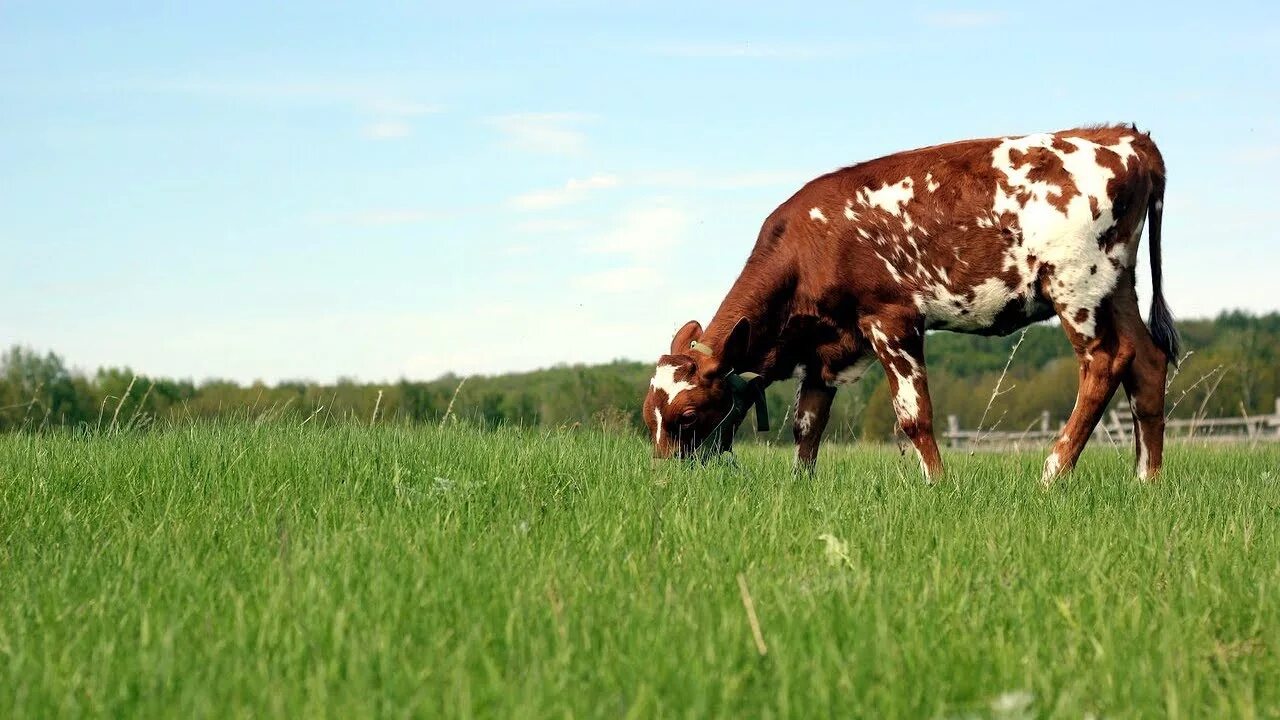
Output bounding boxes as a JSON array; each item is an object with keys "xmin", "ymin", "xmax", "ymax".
[{"xmin": 643, "ymin": 125, "xmax": 1179, "ymax": 484}]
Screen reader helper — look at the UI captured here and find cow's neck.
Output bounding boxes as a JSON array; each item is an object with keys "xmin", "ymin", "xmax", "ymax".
[{"xmin": 701, "ymin": 262, "xmax": 795, "ymax": 378}]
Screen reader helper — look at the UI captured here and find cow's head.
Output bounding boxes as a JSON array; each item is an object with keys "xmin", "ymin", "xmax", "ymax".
[{"xmin": 643, "ymin": 317, "xmax": 764, "ymax": 460}]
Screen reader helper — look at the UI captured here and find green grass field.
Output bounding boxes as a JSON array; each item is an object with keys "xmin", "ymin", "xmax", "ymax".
[{"xmin": 2, "ymin": 423, "xmax": 1277, "ymax": 718}]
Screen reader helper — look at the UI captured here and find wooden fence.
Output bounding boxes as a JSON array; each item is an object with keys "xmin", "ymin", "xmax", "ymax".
[{"xmin": 945, "ymin": 397, "xmax": 1280, "ymax": 449}]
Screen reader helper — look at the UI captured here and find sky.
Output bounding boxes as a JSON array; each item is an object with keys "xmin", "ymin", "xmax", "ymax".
[{"xmin": 2, "ymin": 1, "xmax": 1278, "ymax": 384}]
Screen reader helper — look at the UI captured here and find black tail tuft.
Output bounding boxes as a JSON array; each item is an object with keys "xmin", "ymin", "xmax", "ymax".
[
  {"xmin": 1149, "ymin": 293, "xmax": 1180, "ymax": 364},
  {"xmin": 1146, "ymin": 174, "xmax": 1181, "ymax": 365}
]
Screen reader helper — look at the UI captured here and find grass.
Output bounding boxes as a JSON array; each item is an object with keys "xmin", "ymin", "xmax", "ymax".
[{"xmin": 1, "ymin": 422, "xmax": 1278, "ymax": 719}]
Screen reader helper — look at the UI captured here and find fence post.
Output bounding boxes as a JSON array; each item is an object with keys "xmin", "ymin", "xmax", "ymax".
[
  {"xmin": 1107, "ymin": 409, "xmax": 1127, "ymax": 444},
  {"xmin": 1040, "ymin": 410, "xmax": 1049, "ymax": 433},
  {"xmin": 947, "ymin": 414, "xmax": 960, "ymax": 448},
  {"xmin": 1274, "ymin": 396, "xmax": 1280, "ymax": 438}
]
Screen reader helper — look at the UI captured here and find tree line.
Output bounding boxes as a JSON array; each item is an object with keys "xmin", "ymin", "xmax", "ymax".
[{"xmin": 3, "ymin": 311, "xmax": 1277, "ymax": 441}]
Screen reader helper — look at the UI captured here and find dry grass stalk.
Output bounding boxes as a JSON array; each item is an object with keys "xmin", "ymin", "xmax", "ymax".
[
  {"xmin": 300, "ymin": 405, "xmax": 326, "ymax": 427},
  {"xmin": 775, "ymin": 401, "xmax": 793, "ymax": 443},
  {"xmin": 1014, "ymin": 414, "xmax": 1046, "ymax": 446},
  {"xmin": 1189, "ymin": 369, "xmax": 1228, "ymax": 437},
  {"xmin": 109, "ymin": 376, "xmax": 138, "ymax": 433},
  {"xmin": 440, "ymin": 377, "xmax": 468, "ymax": 427},
  {"xmin": 95, "ymin": 394, "xmax": 114, "ymax": 433},
  {"xmin": 370, "ymin": 390, "xmax": 384, "ymax": 426},
  {"xmin": 17, "ymin": 382, "xmax": 45, "ymax": 425},
  {"xmin": 736, "ymin": 573, "xmax": 768, "ymax": 656},
  {"xmin": 1167, "ymin": 364, "xmax": 1225, "ymax": 419},
  {"xmin": 124, "ymin": 382, "xmax": 156, "ymax": 432},
  {"xmin": 1164, "ymin": 350, "xmax": 1196, "ymax": 390},
  {"xmin": 973, "ymin": 328, "xmax": 1028, "ymax": 446},
  {"xmin": 255, "ymin": 397, "xmax": 295, "ymax": 426},
  {"xmin": 1239, "ymin": 401, "xmax": 1259, "ymax": 449},
  {"xmin": 323, "ymin": 391, "xmax": 338, "ymax": 424},
  {"xmin": 1097, "ymin": 412, "xmax": 1121, "ymax": 449},
  {"xmin": 0, "ymin": 381, "xmax": 44, "ymax": 415}
]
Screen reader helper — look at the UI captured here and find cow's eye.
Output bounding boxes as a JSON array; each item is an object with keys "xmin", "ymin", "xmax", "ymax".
[{"xmin": 679, "ymin": 408, "xmax": 697, "ymax": 425}]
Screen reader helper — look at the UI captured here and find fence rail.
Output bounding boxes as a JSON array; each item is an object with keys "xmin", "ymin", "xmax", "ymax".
[{"xmin": 945, "ymin": 397, "xmax": 1280, "ymax": 449}]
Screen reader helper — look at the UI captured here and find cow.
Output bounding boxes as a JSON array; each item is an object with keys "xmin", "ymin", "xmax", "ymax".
[{"xmin": 642, "ymin": 125, "xmax": 1179, "ymax": 485}]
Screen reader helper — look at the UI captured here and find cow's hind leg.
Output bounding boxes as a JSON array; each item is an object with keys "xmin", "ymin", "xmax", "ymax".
[
  {"xmin": 793, "ymin": 375, "xmax": 837, "ymax": 475},
  {"xmin": 1042, "ymin": 300, "xmax": 1134, "ymax": 486},
  {"xmin": 1114, "ymin": 288, "xmax": 1169, "ymax": 480},
  {"xmin": 860, "ymin": 313, "xmax": 944, "ymax": 482}
]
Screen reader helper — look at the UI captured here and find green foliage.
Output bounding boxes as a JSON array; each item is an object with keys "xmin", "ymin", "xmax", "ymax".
[
  {"xmin": 1, "ymin": 424, "xmax": 1277, "ymax": 717},
  {"xmin": 1, "ymin": 313, "xmax": 1277, "ymax": 440}
]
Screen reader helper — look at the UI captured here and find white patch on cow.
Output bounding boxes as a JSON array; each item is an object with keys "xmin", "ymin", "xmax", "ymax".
[
  {"xmin": 866, "ymin": 323, "xmax": 921, "ymax": 421},
  {"xmin": 649, "ymin": 364, "xmax": 695, "ymax": 404},
  {"xmin": 809, "ymin": 207, "xmax": 828, "ymax": 223},
  {"xmin": 1041, "ymin": 452, "xmax": 1061, "ymax": 484},
  {"xmin": 918, "ymin": 276, "xmax": 1021, "ymax": 332},
  {"xmin": 914, "ymin": 447, "xmax": 931, "ymax": 479},
  {"xmin": 868, "ymin": 321, "xmax": 888, "ymax": 348},
  {"xmin": 890, "ymin": 368, "xmax": 920, "ymax": 420},
  {"xmin": 830, "ymin": 356, "xmax": 874, "ymax": 387},
  {"xmin": 874, "ymin": 252, "xmax": 903, "ymax": 283},
  {"xmin": 653, "ymin": 407, "xmax": 663, "ymax": 444},
  {"xmin": 925, "ymin": 172, "xmax": 940, "ymax": 193},
  {"xmin": 858, "ymin": 177, "xmax": 914, "ymax": 216},
  {"xmin": 1154, "ymin": 199, "xmax": 1162, "ymax": 211},
  {"xmin": 843, "ymin": 200, "xmax": 859, "ymax": 221},
  {"xmin": 795, "ymin": 410, "xmax": 816, "ymax": 436},
  {"xmin": 1135, "ymin": 421, "xmax": 1151, "ymax": 479},
  {"xmin": 979, "ymin": 132, "xmax": 1143, "ymax": 339}
]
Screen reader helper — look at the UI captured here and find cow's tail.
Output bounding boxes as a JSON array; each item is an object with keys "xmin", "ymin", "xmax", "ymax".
[{"xmin": 1146, "ymin": 171, "xmax": 1181, "ymax": 366}]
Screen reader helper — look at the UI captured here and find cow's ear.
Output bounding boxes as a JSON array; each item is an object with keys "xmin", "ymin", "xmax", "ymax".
[
  {"xmin": 721, "ymin": 317, "xmax": 752, "ymax": 370},
  {"xmin": 670, "ymin": 320, "xmax": 704, "ymax": 354}
]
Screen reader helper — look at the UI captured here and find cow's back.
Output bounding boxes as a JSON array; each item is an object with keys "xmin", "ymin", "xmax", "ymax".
[{"xmin": 771, "ymin": 126, "xmax": 1162, "ymax": 337}]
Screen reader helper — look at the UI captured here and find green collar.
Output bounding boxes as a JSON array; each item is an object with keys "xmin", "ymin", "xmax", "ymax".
[
  {"xmin": 689, "ymin": 341, "xmax": 769, "ymax": 432},
  {"xmin": 726, "ymin": 370, "xmax": 770, "ymax": 433}
]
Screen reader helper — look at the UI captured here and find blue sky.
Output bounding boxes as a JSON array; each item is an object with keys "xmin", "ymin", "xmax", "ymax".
[{"xmin": 3, "ymin": 1, "xmax": 1278, "ymax": 383}]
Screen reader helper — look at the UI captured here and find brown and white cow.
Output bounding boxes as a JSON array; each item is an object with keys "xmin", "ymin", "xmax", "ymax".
[{"xmin": 643, "ymin": 125, "xmax": 1179, "ymax": 484}]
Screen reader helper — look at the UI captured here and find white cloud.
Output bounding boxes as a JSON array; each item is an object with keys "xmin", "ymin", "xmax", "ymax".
[
  {"xmin": 920, "ymin": 11, "xmax": 1004, "ymax": 27},
  {"xmin": 635, "ymin": 169, "xmax": 809, "ymax": 190},
  {"xmin": 582, "ymin": 204, "xmax": 687, "ymax": 260},
  {"xmin": 486, "ymin": 112, "xmax": 594, "ymax": 155},
  {"xmin": 310, "ymin": 209, "xmax": 435, "ymax": 226},
  {"xmin": 125, "ymin": 77, "xmax": 440, "ymax": 113},
  {"xmin": 649, "ymin": 42, "xmax": 846, "ymax": 59},
  {"xmin": 574, "ymin": 266, "xmax": 659, "ymax": 294},
  {"xmin": 514, "ymin": 217, "xmax": 588, "ymax": 234},
  {"xmin": 367, "ymin": 99, "xmax": 441, "ymax": 117},
  {"xmin": 572, "ymin": 203, "xmax": 690, "ymax": 299},
  {"xmin": 509, "ymin": 174, "xmax": 620, "ymax": 211},
  {"xmin": 364, "ymin": 120, "xmax": 412, "ymax": 139},
  {"xmin": 118, "ymin": 77, "xmax": 441, "ymax": 138},
  {"xmin": 503, "ymin": 243, "xmax": 535, "ymax": 257},
  {"xmin": 1231, "ymin": 144, "xmax": 1280, "ymax": 165}
]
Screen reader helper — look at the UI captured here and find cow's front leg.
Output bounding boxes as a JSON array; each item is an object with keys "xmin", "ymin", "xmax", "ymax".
[
  {"xmin": 860, "ymin": 314, "xmax": 944, "ymax": 482},
  {"xmin": 793, "ymin": 376, "xmax": 837, "ymax": 475}
]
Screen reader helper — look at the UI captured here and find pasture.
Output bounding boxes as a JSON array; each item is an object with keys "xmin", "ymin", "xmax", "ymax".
[{"xmin": 2, "ymin": 423, "xmax": 1277, "ymax": 718}]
